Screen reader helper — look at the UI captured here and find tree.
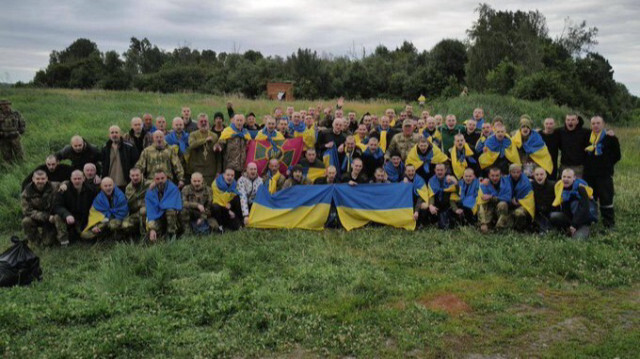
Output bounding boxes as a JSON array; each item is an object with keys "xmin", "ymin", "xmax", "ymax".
[
  {"xmin": 557, "ymin": 18, "xmax": 598, "ymax": 57},
  {"xmin": 430, "ymin": 39, "xmax": 467, "ymax": 83}
]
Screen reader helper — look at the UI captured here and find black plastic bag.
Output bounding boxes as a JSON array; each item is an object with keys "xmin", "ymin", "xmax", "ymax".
[{"xmin": 0, "ymin": 236, "xmax": 42, "ymax": 287}]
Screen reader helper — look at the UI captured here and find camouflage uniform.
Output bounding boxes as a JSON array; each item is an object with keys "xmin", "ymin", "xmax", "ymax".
[
  {"xmin": 188, "ymin": 130, "xmax": 219, "ymax": 186},
  {"xmin": 478, "ymin": 199, "xmax": 512, "ymax": 230},
  {"xmin": 180, "ymin": 184, "xmax": 218, "ymax": 234},
  {"xmin": 385, "ymin": 133, "xmax": 421, "ymax": 161},
  {"xmin": 121, "ymin": 180, "xmax": 151, "ymax": 236},
  {"xmin": 146, "ymin": 186, "xmax": 180, "ymax": 237},
  {"xmin": 220, "ymin": 137, "xmax": 247, "ymax": 175},
  {"xmin": 21, "ymin": 182, "xmax": 57, "ymax": 246},
  {"xmin": 80, "ymin": 193, "xmax": 125, "ymax": 241},
  {"xmin": 0, "ymin": 101, "xmax": 26, "ymax": 163},
  {"xmin": 135, "ymin": 144, "xmax": 184, "ymax": 183}
]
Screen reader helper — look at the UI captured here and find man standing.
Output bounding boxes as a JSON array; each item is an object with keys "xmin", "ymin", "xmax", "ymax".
[
  {"xmin": 439, "ymin": 114, "xmax": 465, "ymax": 153},
  {"xmin": 471, "ymin": 108, "xmax": 485, "ymax": 129},
  {"xmin": 188, "ymin": 114, "xmax": 219, "ymax": 186},
  {"xmin": 56, "ymin": 135, "xmax": 102, "ymax": 172},
  {"xmin": 215, "ymin": 114, "xmax": 251, "ymax": 179},
  {"xmin": 181, "ymin": 172, "xmax": 217, "ymax": 235},
  {"xmin": 369, "ymin": 116, "xmax": 396, "ymax": 153},
  {"xmin": 146, "ymin": 169, "xmax": 183, "ymax": 242},
  {"xmin": 142, "ymin": 113, "xmax": 157, "ymax": 133},
  {"xmin": 539, "ymin": 117, "xmax": 559, "ymax": 179},
  {"xmin": 123, "ymin": 117, "xmax": 153, "ymax": 154},
  {"xmin": 314, "ymin": 166, "xmax": 339, "ymax": 184},
  {"xmin": 21, "ymin": 170, "xmax": 57, "ymax": 246},
  {"xmin": 54, "ymin": 170, "xmax": 97, "ymax": 245},
  {"xmin": 165, "ymin": 117, "xmax": 190, "ymax": 158},
  {"xmin": 557, "ymin": 114, "xmax": 590, "ymax": 178},
  {"xmin": 316, "ymin": 118, "xmax": 347, "ymax": 156},
  {"xmin": 463, "ymin": 118, "xmax": 481, "ymax": 150},
  {"xmin": 181, "ymin": 106, "xmax": 198, "ymax": 133},
  {"xmin": 81, "ymin": 178, "xmax": 128, "ymax": 241},
  {"xmin": 136, "ymin": 131, "xmax": 185, "ymax": 186},
  {"xmin": 0, "ymin": 99, "xmax": 26, "ymax": 163},
  {"xmin": 386, "ymin": 119, "xmax": 421, "ymax": 161},
  {"xmin": 583, "ymin": 116, "xmax": 621, "ymax": 228},
  {"xmin": 102, "ymin": 125, "xmax": 139, "ymax": 190},
  {"xmin": 121, "ymin": 168, "xmax": 150, "ymax": 238},
  {"xmin": 338, "ymin": 136, "xmax": 363, "ymax": 174},
  {"xmin": 507, "ymin": 164, "xmax": 535, "ymax": 231}
]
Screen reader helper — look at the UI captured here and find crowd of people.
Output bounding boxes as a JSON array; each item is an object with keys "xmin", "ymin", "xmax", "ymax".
[{"xmin": 2, "ymin": 98, "xmax": 621, "ymax": 247}]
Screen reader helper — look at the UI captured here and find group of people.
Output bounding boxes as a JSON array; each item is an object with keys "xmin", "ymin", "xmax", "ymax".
[{"xmin": 5, "ymin": 97, "xmax": 620, "ymax": 247}]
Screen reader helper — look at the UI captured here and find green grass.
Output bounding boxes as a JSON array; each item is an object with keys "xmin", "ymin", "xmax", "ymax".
[{"xmin": 0, "ymin": 88, "xmax": 638, "ymax": 357}]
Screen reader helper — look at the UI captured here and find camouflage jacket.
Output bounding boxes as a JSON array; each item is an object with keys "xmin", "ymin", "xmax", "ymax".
[
  {"xmin": 385, "ymin": 133, "xmax": 421, "ymax": 161},
  {"xmin": 21, "ymin": 182, "xmax": 56, "ymax": 222},
  {"xmin": 125, "ymin": 180, "xmax": 151, "ymax": 213},
  {"xmin": 221, "ymin": 137, "xmax": 247, "ymax": 172},
  {"xmin": 136, "ymin": 145, "xmax": 184, "ymax": 182},
  {"xmin": 181, "ymin": 185, "xmax": 213, "ymax": 217},
  {"xmin": 0, "ymin": 110, "xmax": 26, "ymax": 139}
]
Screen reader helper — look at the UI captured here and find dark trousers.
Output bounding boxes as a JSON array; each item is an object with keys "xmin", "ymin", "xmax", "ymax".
[
  {"xmin": 584, "ymin": 175, "xmax": 615, "ymax": 227},
  {"xmin": 453, "ymin": 207, "xmax": 476, "ymax": 226},
  {"xmin": 418, "ymin": 205, "xmax": 453, "ymax": 230},
  {"xmin": 212, "ymin": 197, "xmax": 242, "ymax": 231},
  {"xmin": 550, "ymin": 212, "xmax": 590, "ymax": 239}
]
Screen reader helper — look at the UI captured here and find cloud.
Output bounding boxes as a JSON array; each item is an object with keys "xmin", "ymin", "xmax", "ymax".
[{"xmin": 1, "ymin": 0, "xmax": 638, "ymax": 95}]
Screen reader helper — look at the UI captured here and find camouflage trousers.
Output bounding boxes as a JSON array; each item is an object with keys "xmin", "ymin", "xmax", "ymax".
[
  {"xmin": 53, "ymin": 215, "xmax": 84, "ymax": 244},
  {"xmin": 180, "ymin": 208, "xmax": 218, "ymax": 234},
  {"xmin": 0, "ymin": 138, "xmax": 24, "ymax": 163},
  {"xmin": 121, "ymin": 208, "xmax": 147, "ymax": 237},
  {"xmin": 80, "ymin": 219, "xmax": 123, "ymax": 240},
  {"xmin": 478, "ymin": 201, "xmax": 529, "ymax": 230},
  {"xmin": 22, "ymin": 217, "xmax": 57, "ymax": 247},
  {"xmin": 147, "ymin": 210, "xmax": 179, "ymax": 237}
]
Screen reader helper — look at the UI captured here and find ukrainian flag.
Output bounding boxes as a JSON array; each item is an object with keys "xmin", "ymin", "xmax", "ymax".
[
  {"xmin": 333, "ymin": 183, "xmax": 415, "ymax": 231},
  {"xmin": 212, "ymin": 175, "xmax": 239, "ymax": 207},
  {"xmin": 478, "ymin": 134, "xmax": 521, "ymax": 169},
  {"xmin": 254, "ymin": 128, "xmax": 285, "ymax": 141},
  {"xmin": 476, "ymin": 176, "xmax": 512, "ymax": 205},
  {"xmin": 511, "ymin": 174, "xmax": 535, "ymax": 219},
  {"xmin": 428, "ymin": 176, "xmax": 459, "ymax": 203},
  {"xmin": 219, "ymin": 123, "xmax": 252, "ymax": 141},
  {"xmin": 303, "ymin": 166, "xmax": 326, "ymax": 182},
  {"xmin": 458, "ymin": 178, "xmax": 479, "ymax": 214},
  {"xmin": 449, "ymin": 143, "xmax": 476, "ymax": 179},
  {"xmin": 84, "ymin": 187, "xmax": 129, "ymax": 233},
  {"xmin": 585, "ymin": 130, "xmax": 605, "ymax": 156},
  {"xmin": 302, "ymin": 125, "xmax": 317, "ymax": 150},
  {"xmin": 552, "ymin": 178, "xmax": 594, "ymax": 207},
  {"xmin": 406, "ymin": 144, "xmax": 448, "ymax": 174},
  {"xmin": 511, "ymin": 130, "xmax": 553, "ymax": 174},
  {"xmin": 412, "ymin": 174, "xmax": 431, "ymax": 203},
  {"xmin": 322, "ymin": 146, "xmax": 341, "ymax": 178},
  {"xmin": 354, "ymin": 135, "xmax": 368, "ymax": 151},
  {"xmin": 248, "ymin": 185, "xmax": 333, "ymax": 230},
  {"xmin": 145, "ymin": 181, "xmax": 182, "ymax": 222}
]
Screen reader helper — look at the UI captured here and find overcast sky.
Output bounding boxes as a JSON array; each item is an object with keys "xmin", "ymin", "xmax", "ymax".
[{"xmin": 1, "ymin": 0, "xmax": 638, "ymax": 95}]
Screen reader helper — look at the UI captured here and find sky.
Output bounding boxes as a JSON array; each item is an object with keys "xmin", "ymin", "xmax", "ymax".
[{"xmin": 1, "ymin": 0, "xmax": 638, "ymax": 95}]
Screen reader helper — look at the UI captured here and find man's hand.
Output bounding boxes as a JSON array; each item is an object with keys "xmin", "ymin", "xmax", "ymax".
[
  {"xmin": 197, "ymin": 204, "xmax": 205, "ymax": 213},
  {"xmin": 226, "ymin": 101, "xmax": 233, "ymax": 109},
  {"xmin": 482, "ymin": 194, "xmax": 492, "ymax": 201},
  {"xmin": 455, "ymin": 208, "xmax": 463, "ymax": 216},
  {"xmin": 229, "ymin": 210, "xmax": 235, "ymax": 219},
  {"xmin": 337, "ymin": 97, "xmax": 344, "ymax": 108},
  {"xmin": 606, "ymin": 129, "xmax": 615, "ymax": 136},
  {"xmin": 348, "ymin": 180, "xmax": 357, "ymax": 186},
  {"xmin": 226, "ymin": 203, "xmax": 231, "ymax": 209},
  {"xmin": 149, "ymin": 229, "xmax": 157, "ymax": 242},
  {"xmin": 337, "ymin": 144, "xmax": 344, "ymax": 153},
  {"xmin": 58, "ymin": 183, "xmax": 68, "ymax": 192},
  {"xmin": 446, "ymin": 175, "xmax": 457, "ymax": 184},
  {"xmin": 413, "ymin": 211, "xmax": 419, "ymax": 221},
  {"xmin": 244, "ymin": 216, "xmax": 249, "ymax": 226},
  {"xmin": 196, "ymin": 218, "xmax": 203, "ymax": 226},
  {"xmin": 482, "ymin": 178, "xmax": 490, "ymax": 185},
  {"xmin": 429, "ymin": 205, "xmax": 438, "ymax": 215},
  {"xmin": 66, "ymin": 216, "xmax": 75, "ymax": 225},
  {"xmin": 94, "ymin": 176, "xmax": 101, "ymax": 185},
  {"xmin": 325, "ymin": 141, "xmax": 334, "ymax": 149},
  {"xmin": 420, "ymin": 202, "xmax": 429, "ymax": 210},
  {"xmin": 178, "ymin": 180, "xmax": 185, "ymax": 189},
  {"xmin": 148, "ymin": 181, "xmax": 156, "ymax": 189},
  {"xmin": 206, "ymin": 136, "xmax": 214, "ymax": 142},
  {"xmin": 92, "ymin": 226, "xmax": 101, "ymax": 234},
  {"xmin": 569, "ymin": 226, "xmax": 577, "ymax": 236},
  {"xmin": 214, "ymin": 144, "xmax": 222, "ymax": 152},
  {"xmin": 48, "ymin": 215, "xmax": 55, "ymax": 224}
]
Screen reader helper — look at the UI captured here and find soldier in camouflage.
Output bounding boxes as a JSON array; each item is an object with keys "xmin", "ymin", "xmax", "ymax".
[
  {"xmin": 121, "ymin": 167, "xmax": 150, "ymax": 237},
  {"xmin": 0, "ymin": 99, "xmax": 26, "ymax": 164},
  {"xmin": 21, "ymin": 170, "xmax": 58, "ymax": 246},
  {"xmin": 180, "ymin": 172, "xmax": 218, "ymax": 235},
  {"xmin": 385, "ymin": 119, "xmax": 421, "ymax": 161},
  {"xmin": 136, "ymin": 130, "xmax": 184, "ymax": 186}
]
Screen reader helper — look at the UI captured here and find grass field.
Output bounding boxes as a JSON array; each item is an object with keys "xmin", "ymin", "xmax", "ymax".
[{"xmin": 0, "ymin": 88, "xmax": 638, "ymax": 357}]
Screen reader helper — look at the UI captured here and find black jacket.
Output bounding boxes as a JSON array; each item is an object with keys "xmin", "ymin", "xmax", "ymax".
[
  {"xmin": 532, "ymin": 179, "xmax": 555, "ymax": 215},
  {"xmin": 56, "ymin": 139, "xmax": 102, "ymax": 172},
  {"xmin": 54, "ymin": 182, "xmax": 98, "ymax": 229},
  {"xmin": 583, "ymin": 134, "xmax": 621, "ymax": 177},
  {"xmin": 539, "ymin": 129, "xmax": 560, "ymax": 178},
  {"xmin": 557, "ymin": 118, "xmax": 590, "ymax": 167},
  {"xmin": 21, "ymin": 163, "xmax": 73, "ymax": 190},
  {"xmin": 316, "ymin": 130, "xmax": 346, "ymax": 154},
  {"xmin": 361, "ymin": 152, "xmax": 385, "ymax": 179},
  {"xmin": 101, "ymin": 139, "xmax": 139, "ymax": 182},
  {"xmin": 341, "ymin": 171, "xmax": 368, "ymax": 184}
]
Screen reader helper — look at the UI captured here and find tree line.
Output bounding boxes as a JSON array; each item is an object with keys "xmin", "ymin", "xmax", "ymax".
[{"xmin": 26, "ymin": 4, "xmax": 638, "ymax": 122}]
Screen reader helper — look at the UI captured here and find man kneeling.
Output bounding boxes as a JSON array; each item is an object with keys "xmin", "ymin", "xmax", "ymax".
[
  {"xmin": 550, "ymin": 169, "xmax": 598, "ymax": 239},
  {"xmin": 181, "ymin": 172, "xmax": 218, "ymax": 235},
  {"xmin": 212, "ymin": 168, "xmax": 243, "ymax": 231},
  {"xmin": 81, "ymin": 177, "xmax": 128, "ymax": 241},
  {"xmin": 146, "ymin": 169, "xmax": 183, "ymax": 242},
  {"xmin": 416, "ymin": 163, "xmax": 457, "ymax": 229},
  {"xmin": 477, "ymin": 167, "xmax": 512, "ymax": 233}
]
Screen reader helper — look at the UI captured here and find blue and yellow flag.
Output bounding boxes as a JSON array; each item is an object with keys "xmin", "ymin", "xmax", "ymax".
[
  {"xmin": 412, "ymin": 174, "xmax": 431, "ymax": 203},
  {"xmin": 422, "ymin": 128, "xmax": 442, "ymax": 146},
  {"xmin": 478, "ymin": 134, "xmax": 521, "ymax": 169},
  {"xmin": 322, "ymin": 146, "xmax": 341, "ymax": 179},
  {"xmin": 477, "ymin": 176, "xmax": 512, "ymax": 205},
  {"xmin": 552, "ymin": 178, "xmax": 594, "ymax": 207},
  {"xmin": 375, "ymin": 127, "xmax": 389, "ymax": 152},
  {"xmin": 145, "ymin": 181, "xmax": 182, "ymax": 222},
  {"xmin": 302, "ymin": 125, "xmax": 317, "ymax": 150},
  {"xmin": 511, "ymin": 130, "xmax": 553, "ymax": 174},
  {"xmin": 288, "ymin": 121, "xmax": 306, "ymax": 138},
  {"xmin": 333, "ymin": 183, "xmax": 415, "ymax": 231},
  {"xmin": 428, "ymin": 175, "xmax": 458, "ymax": 202},
  {"xmin": 449, "ymin": 144, "xmax": 476, "ymax": 179},
  {"xmin": 384, "ymin": 161, "xmax": 405, "ymax": 183},
  {"xmin": 165, "ymin": 131, "xmax": 190, "ymax": 155},
  {"xmin": 212, "ymin": 175, "xmax": 239, "ymax": 207},
  {"xmin": 458, "ymin": 178, "xmax": 479, "ymax": 214},
  {"xmin": 219, "ymin": 123, "xmax": 252, "ymax": 141},
  {"xmin": 303, "ymin": 166, "xmax": 326, "ymax": 182},
  {"xmin": 84, "ymin": 187, "xmax": 129, "ymax": 233},
  {"xmin": 254, "ymin": 128, "xmax": 285, "ymax": 142},
  {"xmin": 510, "ymin": 175, "xmax": 535, "ymax": 218},
  {"xmin": 406, "ymin": 144, "xmax": 448, "ymax": 174},
  {"xmin": 248, "ymin": 185, "xmax": 333, "ymax": 230},
  {"xmin": 585, "ymin": 130, "xmax": 605, "ymax": 156},
  {"xmin": 354, "ymin": 135, "xmax": 368, "ymax": 151}
]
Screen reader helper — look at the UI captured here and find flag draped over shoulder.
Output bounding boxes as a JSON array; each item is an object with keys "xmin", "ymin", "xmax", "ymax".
[
  {"xmin": 84, "ymin": 187, "xmax": 129, "ymax": 232},
  {"xmin": 459, "ymin": 178, "xmax": 479, "ymax": 214},
  {"xmin": 219, "ymin": 123, "xmax": 252, "ymax": 141},
  {"xmin": 428, "ymin": 176, "xmax": 458, "ymax": 202},
  {"xmin": 384, "ymin": 161, "xmax": 405, "ymax": 183},
  {"xmin": 478, "ymin": 135, "xmax": 520, "ymax": 169},
  {"xmin": 245, "ymin": 137, "xmax": 304, "ymax": 176},
  {"xmin": 511, "ymin": 131, "xmax": 553, "ymax": 174},
  {"xmin": 322, "ymin": 146, "xmax": 342, "ymax": 178},
  {"xmin": 449, "ymin": 144, "xmax": 476, "ymax": 179},
  {"xmin": 248, "ymin": 185, "xmax": 333, "ymax": 230},
  {"xmin": 333, "ymin": 183, "xmax": 416, "ymax": 231},
  {"xmin": 477, "ymin": 176, "xmax": 512, "ymax": 205},
  {"xmin": 510, "ymin": 175, "xmax": 535, "ymax": 218},
  {"xmin": 288, "ymin": 122, "xmax": 306, "ymax": 138},
  {"xmin": 412, "ymin": 174, "xmax": 431, "ymax": 203},
  {"xmin": 302, "ymin": 126, "xmax": 317, "ymax": 150},
  {"xmin": 212, "ymin": 175, "xmax": 239, "ymax": 207},
  {"xmin": 552, "ymin": 179, "xmax": 594, "ymax": 207},
  {"xmin": 585, "ymin": 130, "xmax": 605, "ymax": 156},
  {"xmin": 165, "ymin": 131, "xmax": 190, "ymax": 155},
  {"xmin": 303, "ymin": 166, "xmax": 326, "ymax": 182},
  {"xmin": 145, "ymin": 181, "xmax": 183, "ymax": 222},
  {"xmin": 405, "ymin": 144, "xmax": 448, "ymax": 174}
]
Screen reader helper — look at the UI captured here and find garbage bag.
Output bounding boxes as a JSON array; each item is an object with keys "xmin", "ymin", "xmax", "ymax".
[{"xmin": 0, "ymin": 236, "xmax": 42, "ymax": 287}]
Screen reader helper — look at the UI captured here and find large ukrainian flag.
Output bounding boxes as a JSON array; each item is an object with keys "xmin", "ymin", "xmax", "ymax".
[
  {"xmin": 478, "ymin": 134, "xmax": 521, "ymax": 169},
  {"xmin": 248, "ymin": 185, "xmax": 333, "ymax": 230},
  {"xmin": 322, "ymin": 146, "xmax": 341, "ymax": 178},
  {"xmin": 511, "ymin": 130, "xmax": 554, "ymax": 174},
  {"xmin": 333, "ymin": 183, "xmax": 416, "ymax": 231}
]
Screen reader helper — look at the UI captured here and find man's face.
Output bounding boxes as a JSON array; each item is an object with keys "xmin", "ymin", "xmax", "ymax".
[
  {"xmin": 268, "ymin": 160, "xmax": 279, "ymax": 173},
  {"xmin": 33, "ymin": 174, "xmax": 48, "ymax": 190},
  {"xmin": 153, "ymin": 132, "xmax": 164, "ymax": 147},
  {"xmin": 473, "ymin": 109, "xmax": 484, "ymax": 120},
  {"xmin": 0, "ymin": 103, "xmax": 10, "ymax": 113},
  {"xmin": 510, "ymin": 167, "xmax": 522, "ymax": 181},
  {"xmin": 278, "ymin": 119, "xmax": 288, "ymax": 133},
  {"xmin": 348, "ymin": 113, "xmax": 356, "ymax": 122},
  {"xmin": 561, "ymin": 170, "xmax": 575, "ymax": 187},
  {"xmin": 405, "ymin": 106, "xmax": 413, "ymax": 117},
  {"xmin": 352, "ymin": 160, "xmax": 362, "ymax": 174},
  {"xmin": 286, "ymin": 107, "xmax": 294, "ymax": 116},
  {"xmin": 274, "ymin": 108, "xmax": 283, "ymax": 117},
  {"xmin": 466, "ymin": 120, "xmax": 477, "ymax": 132},
  {"xmin": 154, "ymin": 172, "xmax": 167, "ymax": 187},
  {"xmin": 544, "ymin": 118, "xmax": 555, "ymax": 132},
  {"xmin": 130, "ymin": 170, "xmax": 141, "ymax": 184},
  {"xmin": 332, "ymin": 119, "xmax": 342, "ymax": 133},
  {"xmin": 234, "ymin": 116, "xmax": 245, "ymax": 128},
  {"xmin": 266, "ymin": 119, "xmax": 276, "ymax": 132},
  {"xmin": 405, "ymin": 166, "xmax": 416, "ymax": 178},
  {"xmin": 482, "ymin": 123, "xmax": 492, "ymax": 136},
  {"xmin": 143, "ymin": 115, "xmax": 153, "ymax": 127},
  {"xmin": 375, "ymin": 171, "xmax": 386, "ymax": 182},
  {"xmin": 417, "ymin": 119, "xmax": 426, "ymax": 129},
  {"xmin": 363, "ymin": 116, "xmax": 372, "ymax": 127},
  {"xmin": 489, "ymin": 170, "xmax": 501, "ymax": 183},
  {"xmin": 293, "ymin": 113, "xmax": 301, "ymax": 124},
  {"xmin": 247, "ymin": 164, "xmax": 258, "ymax": 178},
  {"xmin": 435, "ymin": 165, "xmax": 446, "ymax": 178},
  {"xmin": 309, "ymin": 108, "xmax": 315, "ymax": 116},
  {"xmin": 520, "ymin": 126, "xmax": 531, "ymax": 137},
  {"xmin": 402, "ymin": 124, "xmax": 413, "ymax": 136},
  {"xmin": 381, "ymin": 117, "xmax": 390, "ymax": 129},
  {"xmin": 345, "ymin": 138, "xmax": 355, "ymax": 151},
  {"xmin": 367, "ymin": 139, "xmax": 379, "ymax": 152},
  {"xmin": 173, "ymin": 120, "xmax": 184, "ymax": 132},
  {"xmin": 292, "ymin": 170, "xmax": 303, "ymax": 181},
  {"xmin": 109, "ymin": 127, "xmax": 120, "ymax": 142},
  {"xmin": 455, "ymin": 137, "xmax": 465, "ymax": 149},
  {"xmin": 84, "ymin": 166, "xmax": 96, "ymax": 179},
  {"xmin": 426, "ymin": 118, "xmax": 436, "ymax": 131},
  {"xmin": 326, "ymin": 167, "xmax": 337, "ymax": 181},
  {"xmin": 71, "ymin": 139, "xmax": 84, "ymax": 153},
  {"xmin": 214, "ymin": 116, "xmax": 223, "ymax": 125},
  {"xmin": 45, "ymin": 158, "xmax": 58, "ymax": 172},
  {"xmin": 191, "ymin": 175, "xmax": 203, "ymax": 189},
  {"xmin": 246, "ymin": 115, "xmax": 256, "ymax": 126},
  {"xmin": 223, "ymin": 169, "xmax": 235, "ymax": 183},
  {"xmin": 446, "ymin": 116, "xmax": 456, "ymax": 129},
  {"xmin": 71, "ymin": 172, "xmax": 84, "ymax": 189},
  {"xmin": 391, "ymin": 156, "xmax": 401, "ymax": 166},
  {"xmin": 418, "ymin": 141, "xmax": 429, "ymax": 152},
  {"xmin": 421, "ymin": 111, "xmax": 429, "ymax": 120},
  {"xmin": 305, "ymin": 150, "xmax": 317, "ymax": 163},
  {"xmin": 495, "ymin": 127, "xmax": 506, "ymax": 140},
  {"xmin": 156, "ymin": 118, "xmax": 166, "ymax": 130},
  {"xmin": 565, "ymin": 115, "xmax": 578, "ymax": 130},
  {"xmin": 533, "ymin": 168, "xmax": 547, "ymax": 184},
  {"xmin": 385, "ymin": 109, "xmax": 394, "ymax": 118},
  {"xmin": 305, "ymin": 116, "xmax": 314, "ymax": 127},
  {"xmin": 335, "ymin": 109, "xmax": 343, "ymax": 119},
  {"xmin": 132, "ymin": 119, "xmax": 143, "ymax": 133},
  {"xmin": 357, "ymin": 125, "xmax": 367, "ymax": 138},
  {"xmin": 101, "ymin": 180, "xmax": 114, "ymax": 196},
  {"xmin": 182, "ymin": 107, "xmax": 191, "ymax": 119},
  {"xmin": 463, "ymin": 170, "xmax": 475, "ymax": 184},
  {"xmin": 198, "ymin": 117, "xmax": 209, "ymax": 130},
  {"xmin": 591, "ymin": 117, "xmax": 604, "ymax": 133}
]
